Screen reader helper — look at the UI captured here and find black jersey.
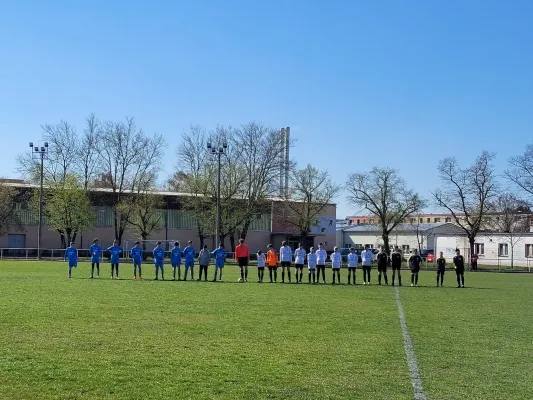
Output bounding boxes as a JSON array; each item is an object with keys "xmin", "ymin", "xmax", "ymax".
[
  {"xmin": 391, "ymin": 252, "xmax": 402, "ymax": 268},
  {"xmin": 437, "ymin": 257, "xmax": 446, "ymax": 270},
  {"xmin": 453, "ymin": 255, "xmax": 465, "ymax": 269},
  {"xmin": 377, "ymin": 252, "xmax": 388, "ymax": 268}
]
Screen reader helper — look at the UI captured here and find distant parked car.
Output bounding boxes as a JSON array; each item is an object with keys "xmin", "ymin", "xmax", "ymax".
[
  {"xmin": 420, "ymin": 249, "xmax": 434, "ymax": 261},
  {"xmin": 426, "ymin": 253, "xmax": 435, "ymax": 263}
]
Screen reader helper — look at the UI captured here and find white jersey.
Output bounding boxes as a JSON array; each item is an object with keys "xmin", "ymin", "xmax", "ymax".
[
  {"xmin": 307, "ymin": 253, "xmax": 317, "ymax": 269},
  {"xmin": 294, "ymin": 249, "xmax": 306, "ymax": 265},
  {"xmin": 330, "ymin": 252, "xmax": 342, "ymax": 269},
  {"xmin": 316, "ymin": 249, "xmax": 327, "ymax": 265},
  {"xmin": 347, "ymin": 252, "xmax": 358, "ymax": 267},
  {"xmin": 361, "ymin": 249, "xmax": 374, "ymax": 266},
  {"xmin": 257, "ymin": 253, "xmax": 266, "ymax": 267},
  {"xmin": 279, "ymin": 246, "xmax": 292, "ymax": 262}
]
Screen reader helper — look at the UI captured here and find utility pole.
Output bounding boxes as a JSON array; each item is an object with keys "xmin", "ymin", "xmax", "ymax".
[{"xmin": 207, "ymin": 141, "xmax": 228, "ymax": 246}]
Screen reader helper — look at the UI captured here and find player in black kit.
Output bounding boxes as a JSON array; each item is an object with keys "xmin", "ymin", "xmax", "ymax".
[
  {"xmin": 453, "ymin": 249, "xmax": 465, "ymax": 288},
  {"xmin": 376, "ymin": 248, "xmax": 389, "ymax": 285},
  {"xmin": 391, "ymin": 246, "xmax": 402, "ymax": 286}
]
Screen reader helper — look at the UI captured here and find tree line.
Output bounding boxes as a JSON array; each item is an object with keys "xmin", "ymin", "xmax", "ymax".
[{"xmin": 0, "ymin": 114, "xmax": 532, "ymax": 255}]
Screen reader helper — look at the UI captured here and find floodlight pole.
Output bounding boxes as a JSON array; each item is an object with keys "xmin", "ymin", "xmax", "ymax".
[
  {"xmin": 29, "ymin": 142, "xmax": 48, "ymax": 259},
  {"xmin": 207, "ymin": 141, "xmax": 227, "ymax": 246}
]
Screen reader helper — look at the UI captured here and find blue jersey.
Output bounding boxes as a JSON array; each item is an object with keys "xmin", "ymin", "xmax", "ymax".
[
  {"xmin": 171, "ymin": 247, "xmax": 182, "ymax": 264},
  {"xmin": 107, "ymin": 246, "xmax": 123, "ymax": 264},
  {"xmin": 90, "ymin": 244, "xmax": 102, "ymax": 262},
  {"xmin": 183, "ymin": 246, "xmax": 196, "ymax": 262},
  {"xmin": 153, "ymin": 247, "xmax": 165, "ymax": 265},
  {"xmin": 211, "ymin": 248, "xmax": 226, "ymax": 267},
  {"xmin": 130, "ymin": 247, "xmax": 143, "ymax": 264},
  {"xmin": 64, "ymin": 247, "xmax": 78, "ymax": 262}
]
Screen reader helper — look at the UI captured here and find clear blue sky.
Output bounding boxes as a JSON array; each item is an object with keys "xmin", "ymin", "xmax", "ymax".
[{"xmin": 1, "ymin": 0, "xmax": 532, "ymax": 218}]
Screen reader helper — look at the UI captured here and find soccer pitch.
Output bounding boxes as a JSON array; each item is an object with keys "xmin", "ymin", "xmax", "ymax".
[{"xmin": 0, "ymin": 262, "xmax": 532, "ymax": 400}]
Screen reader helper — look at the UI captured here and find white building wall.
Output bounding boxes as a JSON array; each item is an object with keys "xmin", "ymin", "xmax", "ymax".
[{"xmin": 343, "ymin": 231, "xmax": 428, "ymax": 251}]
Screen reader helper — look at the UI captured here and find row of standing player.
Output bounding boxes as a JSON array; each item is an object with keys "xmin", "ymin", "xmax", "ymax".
[{"xmin": 64, "ymin": 239, "xmax": 467, "ymax": 287}]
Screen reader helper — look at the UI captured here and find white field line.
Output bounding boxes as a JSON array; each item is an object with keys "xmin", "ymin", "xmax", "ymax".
[{"xmin": 395, "ymin": 287, "xmax": 428, "ymax": 400}]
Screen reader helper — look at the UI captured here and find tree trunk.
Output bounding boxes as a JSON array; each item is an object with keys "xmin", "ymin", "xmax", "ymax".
[
  {"xmin": 382, "ymin": 233, "xmax": 390, "ymax": 255},
  {"xmin": 141, "ymin": 233, "xmax": 148, "ymax": 250},
  {"xmin": 58, "ymin": 230, "xmax": 66, "ymax": 249},
  {"xmin": 229, "ymin": 235, "xmax": 236, "ymax": 252},
  {"xmin": 241, "ymin": 219, "xmax": 251, "ymax": 241},
  {"xmin": 71, "ymin": 231, "xmax": 78, "ymax": 245},
  {"xmin": 511, "ymin": 243, "xmax": 514, "ymax": 268},
  {"xmin": 468, "ymin": 236, "xmax": 475, "ymax": 264},
  {"xmin": 66, "ymin": 229, "xmax": 72, "ymax": 246},
  {"xmin": 300, "ymin": 231, "xmax": 307, "ymax": 246},
  {"xmin": 113, "ymin": 206, "xmax": 120, "ymax": 245},
  {"xmin": 199, "ymin": 234, "xmax": 205, "ymax": 249},
  {"xmin": 219, "ymin": 234, "xmax": 226, "ymax": 249}
]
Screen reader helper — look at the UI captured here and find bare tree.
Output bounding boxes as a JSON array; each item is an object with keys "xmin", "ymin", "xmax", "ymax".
[
  {"xmin": 414, "ymin": 211, "xmax": 429, "ymax": 252},
  {"xmin": 0, "ymin": 182, "xmax": 23, "ymax": 235},
  {"xmin": 96, "ymin": 117, "xmax": 164, "ymax": 244},
  {"xmin": 433, "ymin": 151, "xmax": 499, "ymax": 259},
  {"xmin": 283, "ymin": 165, "xmax": 340, "ymax": 243},
  {"xmin": 127, "ymin": 178, "xmax": 165, "ymax": 249},
  {"xmin": 490, "ymin": 193, "xmax": 530, "ymax": 267},
  {"xmin": 233, "ymin": 122, "xmax": 289, "ymax": 240},
  {"xmin": 173, "ymin": 125, "xmax": 215, "ymax": 248},
  {"xmin": 17, "ymin": 120, "xmax": 78, "ymax": 183},
  {"xmin": 76, "ymin": 113, "xmax": 101, "ymax": 189},
  {"xmin": 505, "ymin": 144, "xmax": 533, "ymax": 200},
  {"xmin": 346, "ymin": 167, "xmax": 425, "ymax": 255}
]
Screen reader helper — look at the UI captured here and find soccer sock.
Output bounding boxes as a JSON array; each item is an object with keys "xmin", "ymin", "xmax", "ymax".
[
  {"xmin": 155, "ymin": 267, "xmax": 159, "ymax": 279},
  {"xmin": 300, "ymin": 270, "xmax": 303, "ymax": 282},
  {"xmin": 337, "ymin": 270, "xmax": 340, "ymax": 283},
  {"xmin": 411, "ymin": 274, "xmax": 415, "ymax": 284},
  {"xmin": 378, "ymin": 273, "xmax": 382, "ymax": 285},
  {"xmin": 437, "ymin": 274, "xmax": 440, "ymax": 286},
  {"xmin": 241, "ymin": 268, "xmax": 245, "ymax": 281},
  {"xmin": 269, "ymin": 269, "xmax": 273, "ymax": 282},
  {"xmin": 368, "ymin": 270, "xmax": 371, "ymax": 283},
  {"xmin": 274, "ymin": 270, "xmax": 278, "ymax": 282},
  {"xmin": 457, "ymin": 274, "xmax": 461, "ymax": 286},
  {"xmin": 91, "ymin": 264, "xmax": 94, "ymax": 276},
  {"xmin": 132, "ymin": 265, "xmax": 135, "ymax": 278},
  {"xmin": 288, "ymin": 269, "xmax": 291, "ymax": 282},
  {"xmin": 191, "ymin": 267, "xmax": 194, "ymax": 280},
  {"xmin": 161, "ymin": 267, "xmax": 164, "ymax": 280},
  {"xmin": 440, "ymin": 274, "xmax": 444, "ymax": 285},
  {"xmin": 282, "ymin": 269, "xmax": 285, "ymax": 282},
  {"xmin": 415, "ymin": 274, "xmax": 419, "ymax": 285},
  {"xmin": 384, "ymin": 273, "xmax": 388, "ymax": 285},
  {"xmin": 461, "ymin": 274, "xmax": 464, "ymax": 286},
  {"xmin": 245, "ymin": 266, "xmax": 248, "ymax": 280},
  {"xmin": 68, "ymin": 266, "xmax": 72, "ymax": 276},
  {"xmin": 204, "ymin": 267, "xmax": 207, "ymax": 281},
  {"xmin": 398, "ymin": 274, "xmax": 401, "ymax": 285},
  {"xmin": 138, "ymin": 265, "xmax": 142, "ymax": 277},
  {"xmin": 332, "ymin": 271, "xmax": 335, "ymax": 283},
  {"xmin": 116, "ymin": 265, "xmax": 119, "ymax": 277}
]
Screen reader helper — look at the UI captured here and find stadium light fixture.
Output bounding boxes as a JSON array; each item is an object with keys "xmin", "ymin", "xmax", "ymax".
[{"xmin": 29, "ymin": 142, "xmax": 49, "ymax": 259}]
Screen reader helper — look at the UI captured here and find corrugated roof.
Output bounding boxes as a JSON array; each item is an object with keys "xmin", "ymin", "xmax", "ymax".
[{"xmin": 343, "ymin": 222, "xmax": 449, "ymax": 232}]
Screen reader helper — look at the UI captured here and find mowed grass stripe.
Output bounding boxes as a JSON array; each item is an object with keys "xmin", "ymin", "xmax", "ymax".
[
  {"xmin": 0, "ymin": 262, "xmax": 412, "ymax": 400},
  {"xmin": 399, "ymin": 271, "xmax": 533, "ymax": 400}
]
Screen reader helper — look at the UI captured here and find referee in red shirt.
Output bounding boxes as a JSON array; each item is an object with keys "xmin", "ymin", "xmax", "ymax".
[{"xmin": 235, "ymin": 238, "xmax": 250, "ymax": 282}]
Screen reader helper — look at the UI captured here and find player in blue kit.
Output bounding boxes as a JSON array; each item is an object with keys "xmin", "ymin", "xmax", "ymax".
[
  {"xmin": 64, "ymin": 242, "xmax": 78, "ymax": 278},
  {"xmin": 89, "ymin": 238, "xmax": 102, "ymax": 278},
  {"xmin": 170, "ymin": 242, "xmax": 182, "ymax": 281},
  {"xmin": 183, "ymin": 241, "xmax": 196, "ymax": 281},
  {"xmin": 107, "ymin": 240, "xmax": 123, "ymax": 280},
  {"xmin": 130, "ymin": 241, "xmax": 143, "ymax": 280},
  {"xmin": 153, "ymin": 242, "xmax": 165, "ymax": 280},
  {"xmin": 211, "ymin": 244, "xmax": 226, "ymax": 281}
]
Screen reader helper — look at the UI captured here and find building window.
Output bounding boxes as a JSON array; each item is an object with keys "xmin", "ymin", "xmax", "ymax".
[
  {"xmin": 402, "ymin": 245, "xmax": 410, "ymax": 252},
  {"xmin": 474, "ymin": 243, "xmax": 485, "ymax": 255},
  {"xmin": 526, "ymin": 244, "xmax": 533, "ymax": 258},
  {"xmin": 419, "ymin": 218, "xmax": 423, "ymax": 223},
  {"xmin": 445, "ymin": 217, "xmax": 452, "ymax": 223},
  {"xmin": 369, "ymin": 219, "xmax": 374, "ymax": 224},
  {"xmin": 410, "ymin": 218, "xmax": 415, "ymax": 223},
  {"xmin": 427, "ymin": 218, "xmax": 431, "ymax": 223},
  {"xmin": 365, "ymin": 244, "xmax": 374, "ymax": 249},
  {"xmin": 355, "ymin": 244, "xmax": 362, "ymax": 248},
  {"xmin": 434, "ymin": 218, "xmax": 441, "ymax": 223},
  {"xmin": 499, "ymin": 243, "xmax": 509, "ymax": 257},
  {"xmin": 357, "ymin": 219, "xmax": 360, "ymax": 224}
]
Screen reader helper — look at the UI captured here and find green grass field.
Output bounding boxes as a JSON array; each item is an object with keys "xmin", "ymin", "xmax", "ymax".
[{"xmin": 0, "ymin": 262, "xmax": 532, "ymax": 400}]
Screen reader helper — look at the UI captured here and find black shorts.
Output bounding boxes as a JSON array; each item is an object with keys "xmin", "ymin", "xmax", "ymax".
[
  {"xmin": 281, "ymin": 261, "xmax": 291, "ymax": 268},
  {"xmin": 238, "ymin": 257, "xmax": 248, "ymax": 267},
  {"xmin": 392, "ymin": 264, "xmax": 401, "ymax": 271},
  {"xmin": 437, "ymin": 268, "xmax": 445, "ymax": 274},
  {"xmin": 268, "ymin": 266, "xmax": 278, "ymax": 271},
  {"xmin": 455, "ymin": 268, "xmax": 464, "ymax": 275},
  {"xmin": 410, "ymin": 267, "xmax": 420, "ymax": 273},
  {"xmin": 295, "ymin": 264, "xmax": 304, "ymax": 269},
  {"xmin": 317, "ymin": 264, "xmax": 325, "ymax": 270},
  {"xmin": 258, "ymin": 266, "xmax": 265, "ymax": 271},
  {"xmin": 378, "ymin": 264, "xmax": 387, "ymax": 272},
  {"xmin": 348, "ymin": 266, "xmax": 356, "ymax": 270}
]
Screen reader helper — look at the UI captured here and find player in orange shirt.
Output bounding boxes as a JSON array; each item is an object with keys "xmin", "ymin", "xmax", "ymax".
[
  {"xmin": 266, "ymin": 244, "xmax": 279, "ymax": 283},
  {"xmin": 234, "ymin": 238, "xmax": 250, "ymax": 282}
]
